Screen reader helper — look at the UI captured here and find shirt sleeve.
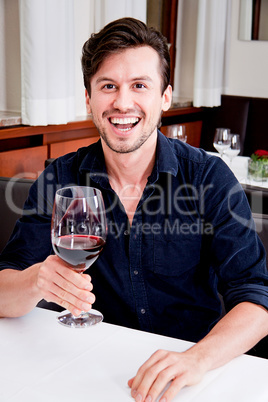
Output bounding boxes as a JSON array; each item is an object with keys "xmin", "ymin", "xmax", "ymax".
[{"xmin": 200, "ymin": 155, "xmax": 268, "ymax": 312}]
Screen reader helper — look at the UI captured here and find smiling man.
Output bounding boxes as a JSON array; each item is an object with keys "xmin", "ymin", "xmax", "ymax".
[
  {"xmin": 86, "ymin": 46, "xmax": 171, "ymax": 154},
  {"xmin": 0, "ymin": 17, "xmax": 268, "ymax": 402},
  {"xmin": 84, "ymin": 43, "xmax": 172, "ymax": 224}
]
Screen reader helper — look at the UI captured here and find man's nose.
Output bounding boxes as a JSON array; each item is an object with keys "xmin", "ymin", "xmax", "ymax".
[{"xmin": 113, "ymin": 88, "xmax": 134, "ymax": 112}]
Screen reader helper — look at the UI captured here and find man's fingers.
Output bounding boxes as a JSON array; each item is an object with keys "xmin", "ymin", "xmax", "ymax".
[
  {"xmin": 54, "ymin": 262, "xmax": 90, "ymax": 288},
  {"xmin": 36, "ymin": 255, "xmax": 95, "ymax": 313},
  {"xmin": 142, "ymin": 368, "xmax": 177, "ymax": 401},
  {"xmin": 160, "ymin": 375, "xmax": 189, "ymax": 402},
  {"xmin": 128, "ymin": 349, "xmax": 205, "ymax": 402},
  {"xmin": 38, "ymin": 278, "xmax": 93, "ymax": 314},
  {"xmin": 128, "ymin": 377, "xmax": 134, "ymax": 388},
  {"xmin": 52, "ymin": 270, "xmax": 95, "ymax": 302},
  {"xmin": 129, "ymin": 350, "xmax": 162, "ymax": 393},
  {"xmin": 129, "ymin": 350, "xmax": 172, "ymax": 400}
]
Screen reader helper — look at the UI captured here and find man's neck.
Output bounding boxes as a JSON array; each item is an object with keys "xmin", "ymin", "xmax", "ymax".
[
  {"xmin": 101, "ymin": 135, "xmax": 157, "ymax": 225},
  {"xmin": 102, "ymin": 135, "xmax": 157, "ymax": 188}
]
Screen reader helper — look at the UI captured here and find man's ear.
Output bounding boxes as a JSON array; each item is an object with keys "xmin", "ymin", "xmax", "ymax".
[
  {"xmin": 162, "ymin": 84, "xmax": 172, "ymax": 112},
  {"xmin": 85, "ymin": 89, "xmax": 91, "ymax": 114}
]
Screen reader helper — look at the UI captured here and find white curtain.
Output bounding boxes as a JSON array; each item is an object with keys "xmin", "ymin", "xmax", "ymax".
[
  {"xmin": 19, "ymin": 0, "xmax": 146, "ymax": 125},
  {"xmin": 193, "ymin": 0, "xmax": 231, "ymax": 107},
  {"xmin": 19, "ymin": 0, "xmax": 75, "ymax": 126},
  {"xmin": 94, "ymin": 0, "xmax": 147, "ymax": 33}
]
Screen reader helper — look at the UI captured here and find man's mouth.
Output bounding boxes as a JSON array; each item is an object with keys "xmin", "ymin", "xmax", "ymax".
[{"xmin": 109, "ymin": 117, "xmax": 140, "ymax": 132}]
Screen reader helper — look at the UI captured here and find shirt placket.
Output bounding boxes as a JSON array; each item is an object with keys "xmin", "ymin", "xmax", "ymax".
[
  {"xmin": 128, "ymin": 182, "xmax": 157, "ymax": 332},
  {"xmin": 128, "ymin": 213, "xmax": 152, "ymax": 331}
]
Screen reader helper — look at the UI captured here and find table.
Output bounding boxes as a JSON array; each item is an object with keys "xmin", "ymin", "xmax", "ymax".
[
  {"xmin": 208, "ymin": 152, "xmax": 268, "ymax": 189},
  {"xmin": 0, "ymin": 308, "xmax": 268, "ymax": 402}
]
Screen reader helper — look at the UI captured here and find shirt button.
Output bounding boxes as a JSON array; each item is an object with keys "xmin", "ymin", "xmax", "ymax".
[
  {"xmin": 134, "ymin": 270, "xmax": 138, "ymax": 275},
  {"xmin": 124, "ymin": 230, "xmax": 129, "ymax": 236},
  {"xmin": 141, "ymin": 309, "xmax": 146, "ymax": 314}
]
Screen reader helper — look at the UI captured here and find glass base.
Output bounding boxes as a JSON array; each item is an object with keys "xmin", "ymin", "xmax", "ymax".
[{"xmin": 57, "ymin": 309, "xmax": 103, "ymax": 328}]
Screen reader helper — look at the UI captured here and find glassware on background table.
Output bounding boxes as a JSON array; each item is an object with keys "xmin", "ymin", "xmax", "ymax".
[
  {"xmin": 224, "ymin": 134, "xmax": 241, "ymax": 165},
  {"xmin": 51, "ymin": 186, "xmax": 107, "ymax": 328},
  {"xmin": 213, "ymin": 128, "xmax": 231, "ymax": 157},
  {"xmin": 248, "ymin": 159, "xmax": 268, "ymax": 182},
  {"xmin": 167, "ymin": 124, "xmax": 187, "ymax": 142}
]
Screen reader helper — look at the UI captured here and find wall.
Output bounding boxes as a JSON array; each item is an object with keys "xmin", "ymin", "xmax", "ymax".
[{"xmin": 227, "ymin": 0, "xmax": 268, "ymax": 98}]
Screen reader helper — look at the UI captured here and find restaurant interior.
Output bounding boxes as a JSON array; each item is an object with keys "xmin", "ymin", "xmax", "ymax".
[
  {"xmin": 1, "ymin": 2, "xmax": 268, "ymax": 252},
  {"xmin": 0, "ymin": 2, "xmax": 268, "ymax": 397}
]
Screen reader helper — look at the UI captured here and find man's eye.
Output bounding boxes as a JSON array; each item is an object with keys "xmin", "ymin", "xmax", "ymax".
[
  {"xmin": 134, "ymin": 83, "xmax": 146, "ymax": 89},
  {"xmin": 103, "ymin": 84, "xmax": 115, "ymax": 89}
]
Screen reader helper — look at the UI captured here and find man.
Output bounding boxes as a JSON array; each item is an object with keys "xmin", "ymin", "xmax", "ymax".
[{"xmin": 0, "ymin": 18, "xmax": 267, "ymax": 402}]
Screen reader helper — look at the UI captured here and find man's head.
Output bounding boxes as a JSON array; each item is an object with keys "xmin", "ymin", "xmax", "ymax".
[{"xmin": 81, "ymin": 17, "xmax": 170, "ymax": 97}]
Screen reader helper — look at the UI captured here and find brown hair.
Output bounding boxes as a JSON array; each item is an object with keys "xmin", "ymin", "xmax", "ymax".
[{"xmin": 81, "ymin": 17, "xmax": 170, "ymax": 96}]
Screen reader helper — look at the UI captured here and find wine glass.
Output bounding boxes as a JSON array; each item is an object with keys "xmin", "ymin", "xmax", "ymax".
[
  {"xmin": 51, "ymin": 186, "xmax": 107, "ymax": 328},
  {"xmin": 224, "ymin": 134, "xmax": 241, "ymax": 166},
  {"xmin": 213, "ymin": 128, "xmax": 231, "ymax": 157},
  {"xmin": 167, "ymin": 124, "xmax": 187, "ymax": 142}
]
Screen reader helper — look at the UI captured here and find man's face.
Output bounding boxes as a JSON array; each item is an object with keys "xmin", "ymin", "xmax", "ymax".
[{"xmin": 86, "ymin": 46, "xmax": 172, "ymax": 154}]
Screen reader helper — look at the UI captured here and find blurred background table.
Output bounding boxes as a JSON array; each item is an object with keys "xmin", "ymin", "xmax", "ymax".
[{"xmin": 208, "ymin": 152, "xmax": 268, "ymax": 189}]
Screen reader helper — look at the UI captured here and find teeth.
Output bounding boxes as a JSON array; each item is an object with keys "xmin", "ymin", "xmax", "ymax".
[
  {"xmin": 110, "ymin": 117, "xmax": 139, "ymax": 125},
  {"xmin": 117, "ymin": 127, "xmax": 132, "ymax": 132}
]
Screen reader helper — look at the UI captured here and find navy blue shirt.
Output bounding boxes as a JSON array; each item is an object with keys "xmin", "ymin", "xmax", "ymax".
[{"xmin": 1, "ymin": 132, "xmax": 268, "ymax": 342}]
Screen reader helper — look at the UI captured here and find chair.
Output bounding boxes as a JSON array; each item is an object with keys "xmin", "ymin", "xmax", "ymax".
[
  {"xmin": 0, "ymin": 176, "xmax": 34, "ymax": 253},
  {"xmin": 243, "ymin": 97, "xmax": 268, "ymax": 156},
  {"xmin": 45, "ymin": 158, "xmax": 56, "ymax": 168},
  {"xmin": 252, "ymin": 212, "xmax": 268, "ymax": 265},
  {"xmin": 243, "ymin": 184, "xmax": 268, "ymax": 216},
  {"xmin": 245, "ymin": 212, "xmax": 268, "ymax": 359}
]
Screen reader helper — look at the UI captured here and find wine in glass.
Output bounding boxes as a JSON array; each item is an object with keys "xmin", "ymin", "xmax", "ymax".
[
  {"xmin": 167, "ymin": 124, "xmax": 187, "ymax": 142},
  {"xmin": 224, "ymin": 134, "xmax": 241, "ymax": 166},
  {"xmin": 213, "ymin": 128, "xmax": 231, "ymax": 157},
  {"xmin": 51, "ymin": 186, "xmax": 107, "ymax": 328}
]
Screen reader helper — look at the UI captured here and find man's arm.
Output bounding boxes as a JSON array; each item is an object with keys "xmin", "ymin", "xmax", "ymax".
[
  {"xmin": 0, "ymin": 256, "xmax": 95, "ymax": 318},
  {"xmin": 128, "ymin": 302, "xmax": 268, "ymax": 402}
]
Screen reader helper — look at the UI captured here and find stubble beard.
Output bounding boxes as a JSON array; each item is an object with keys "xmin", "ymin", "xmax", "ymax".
[
  {"xmin": 93, "ymin": 113, "xmax": 162, "ymax": 154},
  {"xmin": 99, "ymin": 128, "xmax": 154, "ymax": 154}
]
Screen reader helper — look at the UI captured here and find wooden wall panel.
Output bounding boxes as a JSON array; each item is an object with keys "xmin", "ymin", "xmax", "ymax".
[
  {"xmin": 0, "ymin": 146, "xmax": 47, "ymax": 179},
  {"xmin": 0, "ymin": 108, "xmax": 204, "ymax": 178},
  {"xmin": 43, "ymin": 126, "xmax": 99, "ymax": 145},
  {"xmin": 49, "ymin": 137, "xmax": 99, "ymax": 159}
]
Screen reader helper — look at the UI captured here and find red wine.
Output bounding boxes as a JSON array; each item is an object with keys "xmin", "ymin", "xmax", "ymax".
[{"xmin": 52, "ymin": 235, "xmax": 105, "ymax": 270}]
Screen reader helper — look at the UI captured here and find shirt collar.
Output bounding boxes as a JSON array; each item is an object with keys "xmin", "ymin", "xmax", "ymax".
[
  {"xmin": 79, "ymin": 139, "xmax": 105, "ymax": 174},
  {"xmin": 150, "ymin": 130, "xmax": 179, "ymax": 182},
  {"xmin": 79, "ymin": 140, "xmax": 110, "ymax": 188},
  {"xmin": 78, "ymin": 131, "xmax": 179, "ymax": 185}
]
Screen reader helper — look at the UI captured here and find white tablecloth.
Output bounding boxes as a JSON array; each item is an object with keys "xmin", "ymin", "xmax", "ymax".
[{"xmin": 0, "ymin": 308, "xmax": 268, "ymax": 402}]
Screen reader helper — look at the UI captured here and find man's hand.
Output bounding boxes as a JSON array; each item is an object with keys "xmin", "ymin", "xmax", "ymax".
[
  {"xmin": 128, "ymin": 348, "xmax": 206, "ymax": 402},
  {"xmin": 36, "ymin": 255, "xmax": 95, "ymax": 316},
  {"xmin": 128, "ymin": 303, "xmax": 268, "ymax": 402}
]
